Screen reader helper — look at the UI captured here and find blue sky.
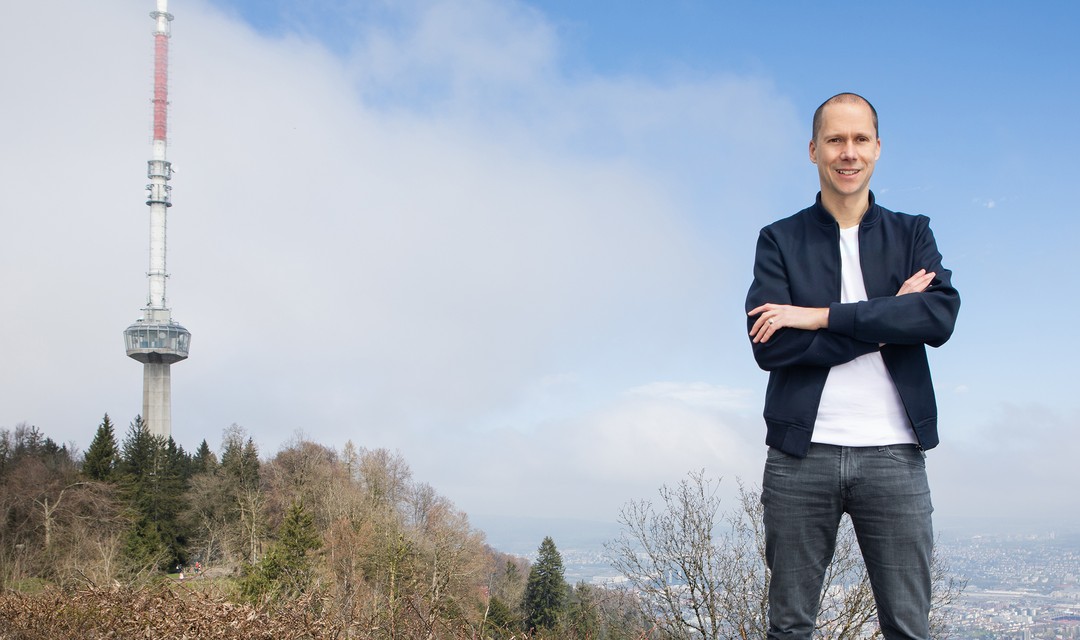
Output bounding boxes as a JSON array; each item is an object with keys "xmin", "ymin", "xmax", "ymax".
[{"xmin": 2, "ymin": 0, "xmax": 1078, "ymax": 544}]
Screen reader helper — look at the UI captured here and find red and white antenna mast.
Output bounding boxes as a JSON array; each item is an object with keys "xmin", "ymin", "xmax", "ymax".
[
  {"xmin": 123, "ymin": 0, "xmax": 191, "ymax": 440},
  {"xmin": 147, "ymin": 0, "xmax": 172, "ymax": 311}
]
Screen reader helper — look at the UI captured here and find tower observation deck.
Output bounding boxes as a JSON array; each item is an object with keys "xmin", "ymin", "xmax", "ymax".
[{"xmin": 123, "ymin": 0, "xmax": 190, "ymax": 439}]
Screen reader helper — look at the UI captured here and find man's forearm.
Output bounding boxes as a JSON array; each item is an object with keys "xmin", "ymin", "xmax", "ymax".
[{"xmin": 748, "ymin": 303, "xmax": 829, "ymax": 344}]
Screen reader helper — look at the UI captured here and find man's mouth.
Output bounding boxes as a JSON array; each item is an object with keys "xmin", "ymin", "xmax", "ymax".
[{"xmin": 837, "ymin": 169, "xmax": 860, "ymax": 175}]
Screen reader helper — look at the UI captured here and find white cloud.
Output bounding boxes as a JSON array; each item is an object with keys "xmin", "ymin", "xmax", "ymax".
[
  {"xmin": 625, "ymin": 381, "xmax": 753, "ymax": 411},
  {"xmin": 0, "ymin": 0, "xmax": 811, "ymax": 526},
  {"xmin": 419, "ymin": 380, "xmax": 763, "ymax": 521},
  {"xmin": 352, "ymin": 0, "xmax": 558, "ymax": 111},
  {"xmin": 932, "ymin": 404, "xmax": 1080, "ymax": 528}
]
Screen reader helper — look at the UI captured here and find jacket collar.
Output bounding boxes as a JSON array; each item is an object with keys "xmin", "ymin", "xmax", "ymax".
[{"xmin": 810, "ymin": 191, "xmax": 881, "ymax": 228}]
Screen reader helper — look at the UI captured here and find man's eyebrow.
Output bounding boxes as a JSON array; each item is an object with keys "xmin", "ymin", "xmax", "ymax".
[{"xmin": 820, "ymin": 130, "xmax": 876, "ymax": 139}]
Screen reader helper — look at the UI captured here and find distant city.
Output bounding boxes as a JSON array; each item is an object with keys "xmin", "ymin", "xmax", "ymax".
[
  {"xmin": 938, "ymin": 528, "xmax": 1080, "ymax": 639},
  {"xmin": 479, "ymin": 516, "xmax": 1080, "ymax": 640}
]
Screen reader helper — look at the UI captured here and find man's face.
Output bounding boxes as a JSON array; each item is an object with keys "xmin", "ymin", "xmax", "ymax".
[{"xmin": 809, "ymin": 101, "xmax": 881, "ymax": 202}]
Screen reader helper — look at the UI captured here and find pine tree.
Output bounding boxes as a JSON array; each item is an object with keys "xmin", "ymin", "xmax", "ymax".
[
  {"xmin": 83, "ymin": 414, "xmax": 119, "ymax": 481},
  {"xmin": 191, "ymin": 439, "xmax": 217, "ymax": 474},
  {"xmin": 165, "ymin": 436, "xmax": 193, "ymax": 481},
  {"xmin": 566, "ymin": 581, "xmax": 601, "ymax": 638},
  {"xmin": 523, "ymin": 536, "xmax": 568, "ymax": 633},
  {"xmin": 221, "ymin": 430, "xmax": 260, "ymax": 492},
  {"xmin": 484, "ymin": 596, "xmax": 517, "ymax": 638},
  {"xmin": 240, "ymin": 500, "xmax": 322, "ymax": 602},
  {"xmin": 221, "ymin": 426, "xmax": 263, "ymax": 564},
  {"xmin": 118, "ymin": 417, "xmax": 190, "ymax": 572},
  {"xmin": 3, "ymin": 423, "xmax": 73, "ymax": 474}
]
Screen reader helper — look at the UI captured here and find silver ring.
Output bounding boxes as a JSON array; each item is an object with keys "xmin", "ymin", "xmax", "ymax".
[{"xmin": 768, "ymin": 319, "xmax": 775, "ymax": 325}]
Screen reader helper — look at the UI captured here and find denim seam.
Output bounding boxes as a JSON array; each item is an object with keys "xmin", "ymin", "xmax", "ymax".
[{"xmin": 881, "ymin": 447, "xmax": 926, "ymax": 468}]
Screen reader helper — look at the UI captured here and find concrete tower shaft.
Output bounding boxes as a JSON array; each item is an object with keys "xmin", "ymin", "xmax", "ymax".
[{"xmin": 124, "ymin": 0, "xmax": 190, "ymax": 440}]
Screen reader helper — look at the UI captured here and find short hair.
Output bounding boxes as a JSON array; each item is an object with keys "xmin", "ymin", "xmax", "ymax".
[{"xmin": 812, "ymin": 92, "xmax": 879, "ymax": 141}]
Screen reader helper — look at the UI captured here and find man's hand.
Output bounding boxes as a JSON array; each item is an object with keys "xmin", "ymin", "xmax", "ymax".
[
  {"xmin": 896, "ymin": 269, "xmax": 935, "ymax": 296},
  {"xmin": 748, "ymin": 304, "xmax": 829, "ymax": 344}
]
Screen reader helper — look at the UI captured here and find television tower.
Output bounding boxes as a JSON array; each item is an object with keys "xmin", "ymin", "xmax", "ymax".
[{"xmin": 123, "ymin": 0, "xmax": 190, "ymax": 440}]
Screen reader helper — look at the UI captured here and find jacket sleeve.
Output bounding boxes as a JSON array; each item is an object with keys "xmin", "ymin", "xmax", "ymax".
[
  {"xmin": 745, "ymin": 228, "xmax": 880, "ymax": 371},
  {"xmin": 826, "ymin": 217, "xmax": 960, "ymax": 348}
]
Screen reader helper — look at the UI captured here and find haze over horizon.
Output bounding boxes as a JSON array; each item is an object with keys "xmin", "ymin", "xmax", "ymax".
[{"xmin": 2, "ymin": 0, "xmax": 1078, "ymax": 540}]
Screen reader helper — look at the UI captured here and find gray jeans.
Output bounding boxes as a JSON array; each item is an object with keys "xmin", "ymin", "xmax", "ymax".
[{"xmin": 762, "ymin": 443, "xmax": 933, "ymax": 640}]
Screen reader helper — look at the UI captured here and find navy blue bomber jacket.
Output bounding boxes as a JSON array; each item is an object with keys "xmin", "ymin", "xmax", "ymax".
[{"xmin": 745, "ymin": 192, "xmax": 960, "ymax": 458}]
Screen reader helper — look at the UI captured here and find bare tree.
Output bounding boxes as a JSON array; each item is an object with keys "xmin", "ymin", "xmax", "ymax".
[
  {"xmin": 46, "ymin": 480, "xmax": 129, "ymax": 588},
  {"xmin": 184, "ymin": 470, "xmax": 235, "ymax": 567},
  {"xmin": 358, "ymin": 448, "xmax": 412, "ymax": 512},
  {"xmin": 607, "ymin": 471, "xmax": 964, "ymax": 640},
  {"xmin": 607, "ymin": 470, "xmax": 748, "ymax": 640},
  {"xmin": 406, "ymin": 496, "xmax": 487, "ymax": 639}
]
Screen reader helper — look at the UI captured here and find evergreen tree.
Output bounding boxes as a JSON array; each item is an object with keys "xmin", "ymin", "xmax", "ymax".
[
  {"xmin": 191, "ymin": 439, "xmax": 218, "ymax": 474},
  {"xmin": 221, "ymin": 426, "xmax": 264, "ymax": 564},
  {"xmin": 164, "ymin": 436, "xmax": 193, "ymax": 483},
  {"xmin": 484, "ymin": 596, "xmax": 518, "ymax": 639},
  {"xmin": 523, "ymin": 536, "xmax": 568, "ymax": 633},
  {"xmin": 566, "ymin": 581, "xmax": 601, "ymax": 639},
  {"xmin": 117, "ymin": 417, "xmax": 190, "ymax": 572},
  {"xmin": 1, "ymin": 423, "xmax": 74, "ymax": 475},
  {"xmin": 221, "ymin": 430, "xmax": 260, "ymax": 492},
  {"xmin": 240, "ymin": 500, "xmax": 322, "ymax": 602},
  {"xmin": 0, "ymin": 430, "xmax": 9, "ymax": 479},
  {"xmin": 83, "ymin": 414, "xmax": 119, "ymax": 481}
]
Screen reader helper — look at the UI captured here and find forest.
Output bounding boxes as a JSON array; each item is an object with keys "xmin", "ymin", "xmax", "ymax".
[{"xmin": 0, "ymin": 416, "xmax": 645, "ymax": 639}]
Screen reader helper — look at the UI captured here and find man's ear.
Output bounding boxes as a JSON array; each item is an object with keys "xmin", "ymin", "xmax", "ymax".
[{"xmin": 809, "ymin": 139, "xmax": 818, "ymax": 164}]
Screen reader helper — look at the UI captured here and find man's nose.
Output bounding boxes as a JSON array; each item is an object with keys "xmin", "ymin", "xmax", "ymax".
[{"xmin": 840, "ymin": 143, "xmax": 857, "ymax": 160}]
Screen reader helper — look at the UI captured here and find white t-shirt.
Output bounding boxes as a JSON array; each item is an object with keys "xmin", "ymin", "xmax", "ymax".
[{"xmin": 812, "ymin": 225, "xmax": 916, "ymax": 446}]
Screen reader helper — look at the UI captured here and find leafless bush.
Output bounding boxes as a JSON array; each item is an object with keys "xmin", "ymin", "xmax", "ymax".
[{"xmin": 607, "ymin": 471, "xmax": 965, "ymax": 640}]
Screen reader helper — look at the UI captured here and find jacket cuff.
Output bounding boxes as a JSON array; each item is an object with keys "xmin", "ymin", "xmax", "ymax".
[{"xmin": 828, "ymin": 301, "xmax": 857, "ymax": 337}]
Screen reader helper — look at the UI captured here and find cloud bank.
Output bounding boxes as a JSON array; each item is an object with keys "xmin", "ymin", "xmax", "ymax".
[{"xmin": 3, "ymin": 0, "xmax": 1075, "ymax": 533}]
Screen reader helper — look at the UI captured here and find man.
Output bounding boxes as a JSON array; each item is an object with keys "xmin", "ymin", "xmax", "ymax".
[{"xmin": 745, "ymin": 93, "xmax": 960, "ymax": 640}]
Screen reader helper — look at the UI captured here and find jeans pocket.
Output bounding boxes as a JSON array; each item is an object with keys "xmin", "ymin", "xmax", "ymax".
[{"xmin": 881, "ymin": 445, "xmax": 926, "ymax": 468}]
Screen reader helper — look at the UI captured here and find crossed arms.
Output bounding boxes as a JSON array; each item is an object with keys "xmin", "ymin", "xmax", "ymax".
[
  {"xmin": 744, "ymin": 216, "xmax": 960, "ymax": 372},
  {"xmin": 749, "ymin": 268, "xmax": 935, "ymax": 343}
]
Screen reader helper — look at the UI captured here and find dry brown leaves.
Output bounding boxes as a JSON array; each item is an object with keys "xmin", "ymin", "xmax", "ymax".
[{"xmin": 0, "ymin": 583, "xmax": 333, "ymax": 640}]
